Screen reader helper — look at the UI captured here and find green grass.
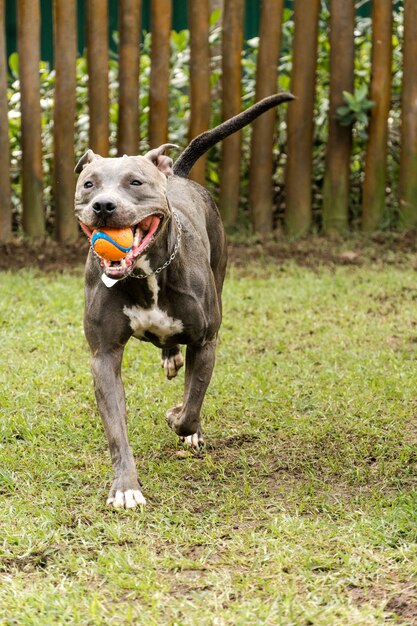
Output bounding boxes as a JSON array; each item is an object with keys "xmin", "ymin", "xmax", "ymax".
[{"xmin": 1, "ymin": 252, "xmax": 417, "ymax": 625}]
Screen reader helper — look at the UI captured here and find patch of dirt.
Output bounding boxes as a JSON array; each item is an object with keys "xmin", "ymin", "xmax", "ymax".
[
  {"xmin": 1, "ymin": 230, "xmax": 417, "ymax": 273},
  {"xmin": 218, "ymin": 433, "xmax": 260, "ymax": 448},
  {"xmin": 0, "ymin": 237, "xmax": 89, "ymax": 272},
  {"xmin": 228, "ymin": 230, "xmax": 417, "ymax": 272},
  {"xmin": 349, "ymin": 581, "xmax": 417, "ymax": 623},
  {"xmin": 0, "ymin": 547, "xmax": 60, "ymax": 573}
]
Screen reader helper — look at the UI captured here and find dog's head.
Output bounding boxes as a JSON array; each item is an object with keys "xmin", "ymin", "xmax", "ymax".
[{"xmin": 74, "ymin": 144, "xmax": 178, "ymax": 279}]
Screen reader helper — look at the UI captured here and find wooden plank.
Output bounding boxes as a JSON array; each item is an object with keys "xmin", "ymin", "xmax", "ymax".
[
  {"xmin": 53, "ymin": 0, "xmax": 78, "ymax": 243},
  {"xmin": 248, "ymin": 0, "xmax": 284, "ymax": 235},
  {"xmin": 0, "ymin": 0, "xmax": 11, "ymax": 242},
  {"xmin": 188, "ymin": 0, "xmax": 211, "ymax": 185},
  {"xmin": 149, "ymin": 0, "xmax": 172, "ymax": 148},
  {"xmin": 219, "ymin": 0, "xmax": 244, "ymax": 227},
  {"xmin": 361, "ymin": 0, "xmax": 393, "ymax": 232},
  {"xmin": 86, "ymin": 0, "xmax": 109, "ymax": 155},
  {"xmin": 399, "ymin": 0, "xmax": 417, "ymax": 227},
  {"xmin": 284, "ymin": 0, "xmax": 320, "ymax": 237},
  {"xmin": 117, "ymin": 0, "xmax": 141, "ymax": 156},
  {"xmin": 322, "ymin": 0, "xmax": 355, "ymax": 233},
  {"xmin": 18, "ymin": 0, "xmax": 44, "ymax": 240}
]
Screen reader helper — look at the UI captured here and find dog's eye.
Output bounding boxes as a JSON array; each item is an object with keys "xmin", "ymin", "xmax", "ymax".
[
  {"xmin": 84, "ymin": 181, "xmax": 93, "ymax": 189},
  {"xmin": 130, "ymin": 180, "xmax": 142, "ymax": 186}
]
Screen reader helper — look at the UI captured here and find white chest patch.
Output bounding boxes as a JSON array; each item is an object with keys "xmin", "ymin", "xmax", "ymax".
[
  {"xmin": 124, "ymin": 258, "xmax": 184, "ymax": 342},
  {"xmin": 124, "ymin": 304, "xmax": 184, "ymax": 342}
]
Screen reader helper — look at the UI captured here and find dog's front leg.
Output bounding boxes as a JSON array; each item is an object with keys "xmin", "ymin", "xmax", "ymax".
[
  {"xmin": 91, "ymin": 348, "xmax": 146, "ymax": 508},
  {"xmin": 166, "ymin": 339, "xmax": 216, "ymax": 447}
]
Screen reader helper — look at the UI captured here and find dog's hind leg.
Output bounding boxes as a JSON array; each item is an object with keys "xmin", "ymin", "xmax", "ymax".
[
  {"xmin": 166, "ymin": 339, "xmax": 216, "ymax": 447},
  {"xmin": 161, "ymin": 345, "xmax": 184, "ymax": 380}
]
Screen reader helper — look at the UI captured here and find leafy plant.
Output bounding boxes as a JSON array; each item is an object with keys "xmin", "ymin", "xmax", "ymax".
[{"xmin": 336, "ymin": 84, "xmax": 375, "ymax": 132}]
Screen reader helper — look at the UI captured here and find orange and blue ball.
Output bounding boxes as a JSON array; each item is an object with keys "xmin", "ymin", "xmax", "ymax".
[{"xmin": 91, "ymin": 227, "xmax": 133, "ymax": 261}]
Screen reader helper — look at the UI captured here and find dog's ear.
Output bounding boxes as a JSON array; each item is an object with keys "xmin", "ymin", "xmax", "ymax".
[
  {"xmin": 75, "ymin": 149, "xmax": 103, "ymax": 174},
  {"xmin": 144, "ymin": 144, "xmax": 179, "ymax": 176}
]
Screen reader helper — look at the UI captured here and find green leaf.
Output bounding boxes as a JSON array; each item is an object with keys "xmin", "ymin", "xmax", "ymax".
[
  {"xmin": 209, "ymin": 7, "xmax": 221, "ymax": 27},
  {"xmin": 337, "ymin": 105, "xmax": 350, "ymax": 117},
  {"xmin": 342, "ymin": 90, "xmax": 355, "ymax": 105},
  {"xmin": 8, "ymin": 52, "xmax": 19, "ymax": 78},
  {"xmin": 363, "ymin": 100, "xmax": 376, "ymax": 111},
  {"xmin": 356, "ymin": 83, "xmax": 369, "ymax": 101}
]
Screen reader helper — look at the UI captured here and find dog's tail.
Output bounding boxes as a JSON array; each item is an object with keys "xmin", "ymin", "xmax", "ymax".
[{"xmin": 173, "ymin": 92, "xmax": 294, "ymax": 178}]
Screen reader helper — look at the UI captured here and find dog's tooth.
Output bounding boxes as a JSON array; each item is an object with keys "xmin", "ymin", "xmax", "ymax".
[
  {"xmin": 120, "ymin": 258, "xmax": 127, "ymax": 269},
  {"xmin": 133, "ymin": 228, "xmax": 142, "ymax": 248}
]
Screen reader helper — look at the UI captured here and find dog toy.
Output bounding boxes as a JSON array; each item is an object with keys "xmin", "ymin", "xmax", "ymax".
[{"xmin": 91, "ymin": 227, "xmax": 133, "ymax": 261}]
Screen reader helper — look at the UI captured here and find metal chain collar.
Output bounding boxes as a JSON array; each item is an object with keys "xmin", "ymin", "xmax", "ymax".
[{"xmin": 130, "ymin": 209, "xmax": 182, "ymax": 279}]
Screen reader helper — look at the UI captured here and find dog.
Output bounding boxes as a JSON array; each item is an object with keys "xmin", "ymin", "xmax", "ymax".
[{"xmin": 74, "ymin": 93, "xmax": 293, "ymax": 508}]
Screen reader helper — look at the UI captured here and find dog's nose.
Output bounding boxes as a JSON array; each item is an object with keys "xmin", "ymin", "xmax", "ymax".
[{"xmin": 92, "ymin": 200, "xmax": 117, "ymax": 215}]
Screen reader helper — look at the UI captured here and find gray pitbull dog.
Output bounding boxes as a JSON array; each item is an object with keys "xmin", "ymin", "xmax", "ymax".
[{"xmin": 75, "ymin": 93, "xmax": 293, "ymax": 508}]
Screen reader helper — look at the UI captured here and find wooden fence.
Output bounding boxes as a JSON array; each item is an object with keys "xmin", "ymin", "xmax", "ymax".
[{"xmin": 0, "ymin": 0, "xmax": 410, "ymax": 243}]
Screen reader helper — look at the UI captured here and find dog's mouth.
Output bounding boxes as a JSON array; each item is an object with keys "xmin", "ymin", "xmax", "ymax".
[{"xmin": 80, "ymin": 215, "xmax": 162, "ymax": 279}]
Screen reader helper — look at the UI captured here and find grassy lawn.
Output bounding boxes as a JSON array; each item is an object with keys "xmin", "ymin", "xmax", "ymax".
[{"xmin": 1, "ymin": 246, "xmax": 417, "ymax": 625}]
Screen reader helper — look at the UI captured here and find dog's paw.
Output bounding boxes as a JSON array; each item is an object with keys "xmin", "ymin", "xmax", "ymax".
[
  {"xmin": 167, "ymin": 405, "xmax": 203, "ymax": 449},
  {"xmin": 106, "ymin": 489, "xmax": 146, "ymax": 509},
  {"xmin": 166, "ymin": 404, "xmax": 198, "ymax": 436},
  {"xmin": 180, "ymin": 432, "xmax": 204, "ymax": 450},
  {"xmin": 161, "ymin": 350, "xmax": 184, "ymax": 380}
]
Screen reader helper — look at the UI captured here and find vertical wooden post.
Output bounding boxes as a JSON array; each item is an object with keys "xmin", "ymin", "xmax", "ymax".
[
  {"xmin": 219, "ymin": 0, "xmax": 244, "ymax": 227},
  {"xmin": 0, "ymin": 0, "xmax": 11, "ymax": 242},
  {"xmin": 149, "ymin": 0, "xmax": 172, "ymax": 148},
  {"xmin": 86, "ymin": 0, "xmax": 109, "ymax": 156},
  {"xmin": 53, "ymin": 0, "xmax": 78, "ymax": 243},
  {"xmin": 18, "ymin": 0, "xmax": 44, "ymax": 241},
  {"xmin": 399, "ymin": 0, "xmax": 417, "ymax": 228},
  {"xmin": 117, "ymin": 0, "xmax": 141, "ymax": 156},
  {"xmin": 188, "ymin": 0, "xmax": 211, "ymax": 185},
  {"xmin": 361, "ymin": 1, "xmax": 392, "ymax": 232},
  {"xmin": 248, "ymin": 0, "xmax": 284, "ymax": 236},
  {"xmin": 284, "ymin": 0, "xmax": 320, "ymax": 237},
  {"xmin": 322, "ymin": 0, "xmax": 355, "ymax": 234}
]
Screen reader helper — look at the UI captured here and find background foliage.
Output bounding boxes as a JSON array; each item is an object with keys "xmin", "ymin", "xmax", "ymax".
[{"xmin": 7, "ymin": 7, "xmax": 403, "ymax": 234}]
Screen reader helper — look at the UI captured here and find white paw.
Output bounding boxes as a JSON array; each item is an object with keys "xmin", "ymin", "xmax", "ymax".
[
  {"xmin": 181, "ymin": 433, "xmax": 202, "ymax": 449},
  {"xmin": 106, "ymin": 489, "xmax": 146, "ymax": 509},
  {"xmin": 161, "ymin": 351, "xmax": 184, "ymax": 379}
]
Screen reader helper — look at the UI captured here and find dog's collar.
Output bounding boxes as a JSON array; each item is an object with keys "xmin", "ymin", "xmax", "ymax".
[{"xmin": 129, "ymin": 209, "xmax": 182, "ymax": 280}]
